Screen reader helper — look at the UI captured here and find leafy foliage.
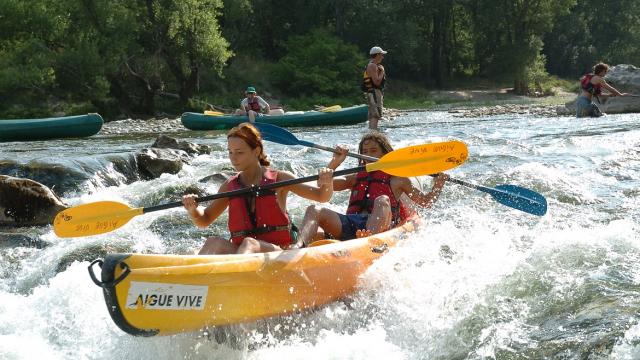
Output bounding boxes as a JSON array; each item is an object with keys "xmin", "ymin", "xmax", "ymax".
[
  {"xmin": 1, "ymin": 0, "xmax": 639, "ymax": 118},
  {"xmin": 273, "ymin": 29, "xmax": 365, "ymax": 98}
]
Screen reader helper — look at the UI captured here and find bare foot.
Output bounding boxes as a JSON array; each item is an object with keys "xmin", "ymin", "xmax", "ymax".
[{"xmin": 355, "ymin": 229, "xmax": 372, "ymax": 238}]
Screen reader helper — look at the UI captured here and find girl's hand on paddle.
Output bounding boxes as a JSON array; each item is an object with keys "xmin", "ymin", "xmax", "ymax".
[
  {"xmin": 317, "ymin": 167, "xmax": 334, "ymax": 188},
  {"xmin": 433, "ymin": 173, "xmax": 449, "ymax": 190},
  {"xmin": 182, "ymin": 194, "xmax": 199, "ymax": 213},
  {"xmin": 328, "ymin": 145, "xmax": 349, "ymax": 170}
]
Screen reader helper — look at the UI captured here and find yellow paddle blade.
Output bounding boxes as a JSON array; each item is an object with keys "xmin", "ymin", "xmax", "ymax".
[
  {"xmin": 319, "ymin": 105, "xmax": 342, "ymax": 112},
  {"xmin": 204, "ymin": 110, "xmax": 224, "ymax": 116},
  {"xmin": 53, "ymin": 201, "xmax": 144, "ymax": 238},
  {"xmin": 366, "ymin": 140, "xmax": 468, "ymax": 177}
]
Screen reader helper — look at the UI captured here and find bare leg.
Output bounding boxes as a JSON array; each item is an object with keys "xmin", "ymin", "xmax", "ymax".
[
  {"xmin": 365, "ymin": 195, "xmax": 392, "ymax": 234},
  {"xmin": 298, "ymin": 205, "xmax": 344, "ymax": 246},
  {"xmin": 248, "ymin": 110, "xmax": 257, "ymax": 123},
  {"xmin": 368, "ymin": 116, "xmax": 379, "ymax": 130},
  {"xmin": 199, "ymin": 236, "xmax": 237, "ymax": 255},
  {"xmin": 237, "ymin": 237, "xmax": 281, "ymax": 254},
  {"xmin": 234, "ymin": 109, "xmax": 245, "ymax": 116},
  {"xmin": 366, "ymin": 90, "xmax": 382, "ymax": 130}
]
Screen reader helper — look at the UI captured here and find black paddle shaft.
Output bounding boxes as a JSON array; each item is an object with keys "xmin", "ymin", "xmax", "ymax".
[{"xmin": 142, "ymin": 166, "xmax": 366, "ymax": 214}]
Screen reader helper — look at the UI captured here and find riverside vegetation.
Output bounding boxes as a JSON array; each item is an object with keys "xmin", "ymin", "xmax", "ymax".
[{"xmin": 1, "ymin": 0, "xmax": 639, "ymax": 120}]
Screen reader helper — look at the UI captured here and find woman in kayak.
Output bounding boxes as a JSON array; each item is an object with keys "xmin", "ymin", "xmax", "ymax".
[
  {"xmin": 297, "ymin": 131, "xmax": 448, "ymax": 245},
  {"xmin": 182, "ymin": 123, "xmax": 334, "ymax": 254}
]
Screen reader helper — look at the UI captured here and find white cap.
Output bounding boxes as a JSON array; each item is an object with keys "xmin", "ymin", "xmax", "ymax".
[{"xmin": 369, "ymin": 46, "xmax": 387, "ymax": 55}]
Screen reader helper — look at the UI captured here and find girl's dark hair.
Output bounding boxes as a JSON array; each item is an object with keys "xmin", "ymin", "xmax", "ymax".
[{"xmin": 227, "ymin": 123, "xmax": 270, "ymax": 166}]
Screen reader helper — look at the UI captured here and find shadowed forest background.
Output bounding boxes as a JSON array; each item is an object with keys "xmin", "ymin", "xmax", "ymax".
[{"xmin": 1, "ymin": 0, "xmax": 639, "ymax": 120}]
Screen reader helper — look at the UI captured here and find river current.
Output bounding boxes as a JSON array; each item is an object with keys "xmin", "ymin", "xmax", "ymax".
[{"xmin": 1, "ymin": 111, "xmax": 639, "ymax": 359}]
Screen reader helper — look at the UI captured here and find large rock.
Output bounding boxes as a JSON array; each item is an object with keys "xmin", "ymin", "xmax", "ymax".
[
  {"xmin": 152, "ymin": 135, "xmax": 211, "ymax": 155},
  {"xmin": 136, "ymin": 148, "xmax": 190, "ymax": 179},
  {"xmin": 136, "ymin": 136, "xmax": 213, "ymax": 179},
  {"xmin": 0, "ymin": 175, "xmax": 68, "ymax": 226},
  {"xmin": 606, "ymin": 64, "xmax": 640, "ymax": 94}
]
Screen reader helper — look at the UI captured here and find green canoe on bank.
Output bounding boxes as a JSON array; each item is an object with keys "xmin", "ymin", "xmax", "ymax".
[
  {"xmin": 0, "ymin": 113, "xmax": 103, "ymax": 142},
  {"xmin": 181, "ymin": 105, "xmax": 368, "ymax": 131}
]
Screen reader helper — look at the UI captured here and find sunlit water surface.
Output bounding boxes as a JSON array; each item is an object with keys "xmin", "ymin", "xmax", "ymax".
[{"xmin": 1, "ymin": 112, "xmax": 639, "ymax": 359}]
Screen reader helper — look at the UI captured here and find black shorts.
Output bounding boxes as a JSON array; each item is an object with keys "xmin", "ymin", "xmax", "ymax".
[{"xmin": 337, "ymin": 214, "xmax": 369, "ymax": 240}]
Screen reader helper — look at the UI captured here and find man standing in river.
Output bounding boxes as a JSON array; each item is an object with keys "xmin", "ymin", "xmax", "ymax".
[{"xmin": 362, "ymin": 46, "xmax": 387, "ymax": 130}]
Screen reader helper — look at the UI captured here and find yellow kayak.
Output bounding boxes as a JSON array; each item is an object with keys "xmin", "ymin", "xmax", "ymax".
[{"xmin": 89, "ymin": 217, "xmax": 419, "ymax": 336}]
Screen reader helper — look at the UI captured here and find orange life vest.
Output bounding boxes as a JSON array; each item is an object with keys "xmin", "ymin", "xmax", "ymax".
[
  {"xmin": 227, "ymin": 169, "xmax": 291, "ymax": 247},
  {"xmin": 346, "ymin": 170, "xmax": 412, "ymax": 225}
]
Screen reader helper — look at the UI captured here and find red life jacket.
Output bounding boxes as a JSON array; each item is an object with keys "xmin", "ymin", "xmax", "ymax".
[
  {"xmin": 245, "ymin": 97, "xmax": 262, "ymax": 112},
  {"xmin": 346, "ymin": 170, "xmax": 413, "ymax": 225},
  {"xmin": 227, "ymin": 169, "xmax": 292, "ymax": 248},
  {"xmin": 581, "ymin": 74, "xmax": 602, "ymax": 95}
]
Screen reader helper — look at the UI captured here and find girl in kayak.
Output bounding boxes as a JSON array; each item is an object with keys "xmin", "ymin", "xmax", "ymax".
[
  {"xmin": 297, "ymin": 132, "xmax": 448, "ymax": 245},
  {"xmin": 182, "ymin": 123, "xmax": 334, "ymax": 254}
]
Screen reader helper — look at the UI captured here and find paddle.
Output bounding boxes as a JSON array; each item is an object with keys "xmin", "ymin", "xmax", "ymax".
[
  {"xmin": 318, "ymin": 105, "xmax": 342, "ymax": 112},
  {"xmin": 53, "ymin": 141, "xmax": 468, "ymax": 238},
  {"xmin": 254, "ymin": 123, "xmax": 547, "ymax": 216},
  {"xmin": 204, "ymin": 110, "xmax": 225, "ymax": 116}
]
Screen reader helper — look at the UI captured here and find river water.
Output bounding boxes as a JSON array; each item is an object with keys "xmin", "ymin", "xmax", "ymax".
[{"xmin": 1, "ymin": 111, "xmax": 639, "ymax": 359}]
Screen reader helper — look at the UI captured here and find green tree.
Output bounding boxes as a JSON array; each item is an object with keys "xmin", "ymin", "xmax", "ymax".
[
  {"xmin": 468, "ymin": 0, "xmax": 575, "ymax": 94},
  {"xmin": 544, "ymin": 0, "xmax": 640, "ymax": 78},
  {"xmin": 272, "ymin": 29, "xmax": 365, "ymax": 99}
]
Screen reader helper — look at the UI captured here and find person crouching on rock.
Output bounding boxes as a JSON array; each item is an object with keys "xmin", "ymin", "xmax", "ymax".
[
  {"xmin": 182, "ymin": 123, "xmax": 334, "ymax": 255},
  {"xmin": 577, "ymin": 63, "xmax": 629, "ymax": 117}
]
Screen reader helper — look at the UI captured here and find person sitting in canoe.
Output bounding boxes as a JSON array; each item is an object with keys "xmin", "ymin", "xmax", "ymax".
[
  {"xmin": 182, "ymin": 123, "xmax": 334, "ymax": 255},
  {"xmin": 296, "ymin": 131, "xmax": 448, "ymax": 246},
  {"xmin": 234, "ymin": 86, "xmax": 271, "ymax": 122}
]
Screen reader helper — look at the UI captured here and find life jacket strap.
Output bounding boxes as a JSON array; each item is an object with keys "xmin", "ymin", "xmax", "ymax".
[{"xmin": 230, "ymin": 224, "xmax": 291, "ymax": 239}]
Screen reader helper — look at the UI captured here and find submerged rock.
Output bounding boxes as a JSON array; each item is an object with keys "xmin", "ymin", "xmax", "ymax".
[
  {"xmin": 135, "ymin": 136, "xmax": 214, "ymax": 180},
  {"xmin": 136, "ymin": 148, "xmax": 189, "ymax": 179},
  {"xmin": 0, "ymin": 175, "xmax": 68, "ymax": 226},
  {"xmin": 152, "ymin": 135, "xmax": 212, "ymax": 155}
]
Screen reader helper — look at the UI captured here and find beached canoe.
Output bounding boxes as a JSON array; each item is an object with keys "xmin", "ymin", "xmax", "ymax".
[
  {"xmin": 0, "ymin": 113, "xmax": 103, "ymax": 141},
  {"xmin": 181, "ymin": 105, "xmax": 368, "ymax": 130},
  {"xmin": 89, "ymin": 217, "xmax": 418, "ymax": 336}
]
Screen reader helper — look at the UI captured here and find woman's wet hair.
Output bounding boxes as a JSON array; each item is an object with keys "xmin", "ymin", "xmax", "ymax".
[
  {"xmin": 593, "ymin": 63, "xmax": 609, "ymax": 75},
  {"xmin": 358, "ymin": 131, "xmax": 394, "ymax": 164},
  {"xmin": 227, "ymin": 123, "xmax": 270, "ymax": 166}
]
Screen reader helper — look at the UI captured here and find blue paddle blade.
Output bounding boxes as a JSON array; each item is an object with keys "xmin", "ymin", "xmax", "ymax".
[
  {"xmin": 253, "ymin": 123, "xmax": 300, "ymax": 145},
  {"xmin": 491, "ymin": 185, "xmax": 548, "ymax": 216}
]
